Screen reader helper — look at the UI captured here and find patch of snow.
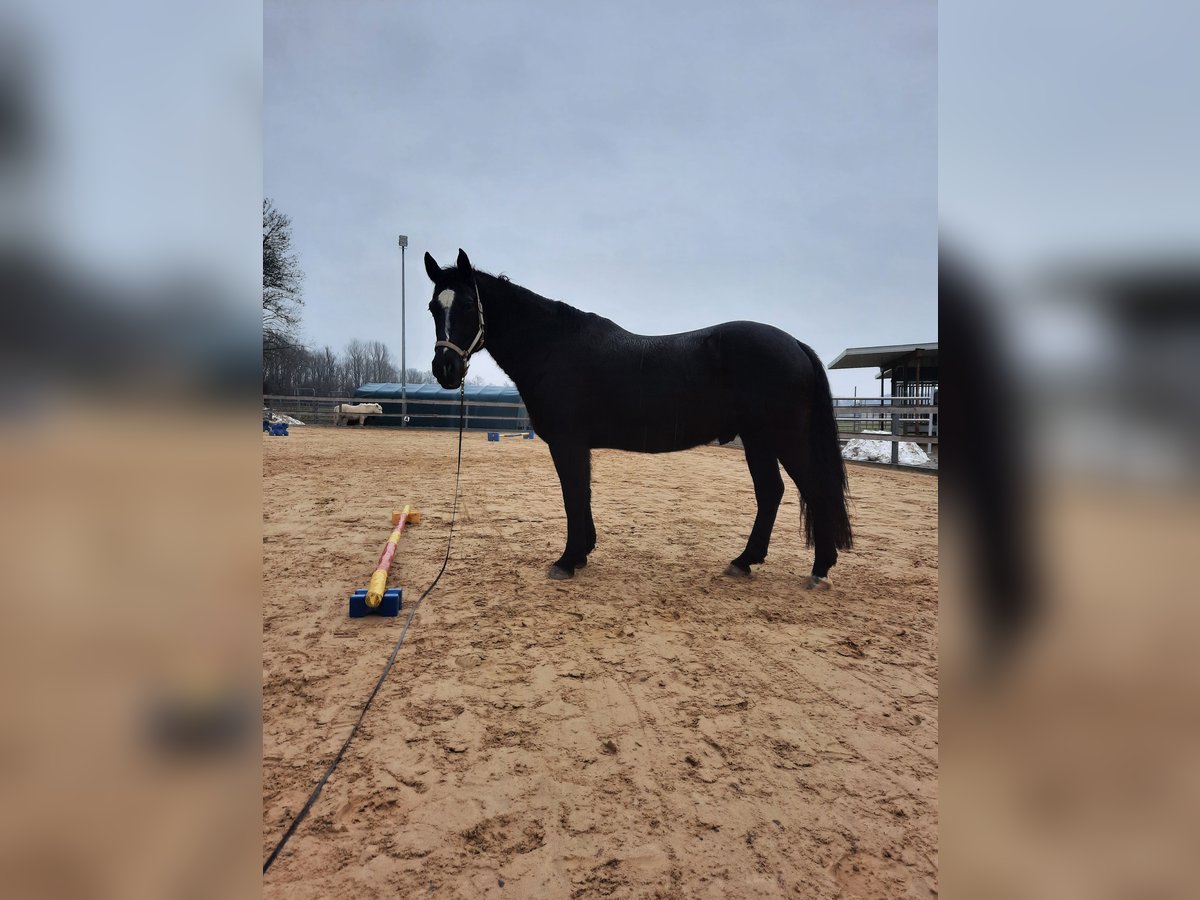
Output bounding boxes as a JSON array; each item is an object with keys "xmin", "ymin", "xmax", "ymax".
[
  {"xmin": 842, "ymin": 430, "xmax": 931, "ymax": 466},
  {"xmin": 264, "ymin": 411, "xmax": 305, "ymax": 426}
]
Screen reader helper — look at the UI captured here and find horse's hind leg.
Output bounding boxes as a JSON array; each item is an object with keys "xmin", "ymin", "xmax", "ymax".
[
  {"xmin": 776, "ymin": 444, "xmax": 836, "ymax": 590},
  {"xmin": 580, "ymin": 516, "xmax": 597, "ymax": 567},
  {"xmin": 726, "ymin": 438, "xmax": 784, "ymax": 577},
  {"xmin": 547, "ymin": 441, "xmax": 594, "ymax": 579}
]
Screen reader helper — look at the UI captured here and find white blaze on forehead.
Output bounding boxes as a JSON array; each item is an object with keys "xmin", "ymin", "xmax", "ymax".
[{"xmin": 436, "ymin": 289, "xmax": 455, "ymax": 338}]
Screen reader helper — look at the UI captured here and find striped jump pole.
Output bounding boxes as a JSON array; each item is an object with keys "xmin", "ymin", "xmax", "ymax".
[{"xmin": 349, "ymin": 504, "xmax": 421, "ymax": 617}]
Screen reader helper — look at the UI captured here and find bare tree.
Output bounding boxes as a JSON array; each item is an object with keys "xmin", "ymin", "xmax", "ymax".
[
  {"xmin": 343, "ymin": 339, "xmax": 369, "ymax": 390},
  {"xmin": 311, "ymin": 346, "xmax": 341, "ymax": 395},
  {"xmin": 263, "ymin": 198, "xmax": 304, "ymax": 362},
  {"xmin": 263, "ymin": 341, "xmax": 302, "ymax": 394},
  {"xmin": 364, "ymin": 340, "xmax": 398, "ymax": 384},
  {"xmin": 261, "ymin": 337, "xmax": 446, "ymax": 398},
  {"xmin": 402, "ymin": 367, "xmax": 437, "ymax": 384}
]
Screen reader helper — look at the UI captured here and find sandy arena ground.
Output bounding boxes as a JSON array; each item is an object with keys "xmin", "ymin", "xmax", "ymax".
[{"xmin": 263, "ymin": 427, "xmax": 938, "ymax": 898}]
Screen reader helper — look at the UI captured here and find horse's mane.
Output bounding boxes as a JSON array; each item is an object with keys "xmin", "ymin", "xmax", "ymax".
[{"xmin": 476, "ymin": 269, "xmax": 617, "ymax": 331}]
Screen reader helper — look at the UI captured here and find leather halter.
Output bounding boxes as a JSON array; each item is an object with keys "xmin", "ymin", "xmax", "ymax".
[{"xmin": 433, "ymin": 276, "xmax": 486, "ymax": 369}]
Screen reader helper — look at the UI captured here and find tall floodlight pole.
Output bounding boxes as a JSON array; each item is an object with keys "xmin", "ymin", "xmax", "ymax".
[{"xmin": 398, "ymin": 234, "xmax": 408, "ymax": 426}]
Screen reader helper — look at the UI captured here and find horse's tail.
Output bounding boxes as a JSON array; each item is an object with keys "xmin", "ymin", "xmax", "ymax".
[{"xmin": 796, "ymin": 341, "xmax": 853, "ymax": 550}]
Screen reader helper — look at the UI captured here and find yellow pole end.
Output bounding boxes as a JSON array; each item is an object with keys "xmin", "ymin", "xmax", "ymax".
[{"xmin": 366, "ymin": 570, "xmax": 387, "ymax": 608}]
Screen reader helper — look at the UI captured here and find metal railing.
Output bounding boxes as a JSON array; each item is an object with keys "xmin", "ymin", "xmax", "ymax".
[
  {"xmin": 262, "ymin": 393, "xmax": 938, "ymax": 465},
  {"xmin": 832, "ymin": 399, "xmax": 938, "ymax": 467},
  {"xmin": 263, "ymin": 394, "xmax": 531, "ymax": 431},
  {"xmin": 833, "ymin": 402, "xmax": 938, "ymax": 442}
]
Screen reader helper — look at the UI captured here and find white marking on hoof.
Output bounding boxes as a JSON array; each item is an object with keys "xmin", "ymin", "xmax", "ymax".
[{"xmin": 804, "ymin": 575, "xmax": 831, "ymax": 591}]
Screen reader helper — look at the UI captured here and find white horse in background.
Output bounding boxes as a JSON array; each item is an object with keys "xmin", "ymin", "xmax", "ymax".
[{"xmin": 334, "ymin": 402, "xmax": 383, "ymax": 426}]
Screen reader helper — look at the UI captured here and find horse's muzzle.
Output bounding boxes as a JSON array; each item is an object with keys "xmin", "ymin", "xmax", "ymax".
[{"xmin": 432, "ymin": 348, "xmax": 464, "ymax": 390}]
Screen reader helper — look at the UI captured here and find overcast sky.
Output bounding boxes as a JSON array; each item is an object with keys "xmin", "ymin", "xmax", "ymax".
[{"xmin": 265, "ymin": 0, "xmax": 935, "ymax": 395}]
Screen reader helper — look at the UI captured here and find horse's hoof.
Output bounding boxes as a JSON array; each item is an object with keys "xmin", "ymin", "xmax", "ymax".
[
  {"xmin": 576, "ymin": 558, "xmax": 587, "ymax": 569},
  {"xmin": 724, "ymin": 563, "xmax": 752, "ymax": 578},
  {"xmin": 548, "ymin": 565, "xmax": 574, "ymax": 580},
  {"xmin": 804, "ymin": 575, "xmax": 831, "ymax": 591}
]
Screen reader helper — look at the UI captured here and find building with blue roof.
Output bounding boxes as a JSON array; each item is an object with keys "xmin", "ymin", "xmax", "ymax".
[{"xmin": 353, "ymin": 383, "xmax": 530, "ymax": 431}]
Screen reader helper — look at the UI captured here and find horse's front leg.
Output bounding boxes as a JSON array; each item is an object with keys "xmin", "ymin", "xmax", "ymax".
[
  {"xmin": 726, "ymin": 440, "xmax": 784, "ymax": 577},
  {"xmin": 548, "ymin": 441, "xmax": 593, "ymax": 580}
]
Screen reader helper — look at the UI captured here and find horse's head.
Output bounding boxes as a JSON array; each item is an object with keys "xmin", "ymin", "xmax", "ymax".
[{"xmin": 424, "ymin": 249, "xmax": 484, "ymax": 390}]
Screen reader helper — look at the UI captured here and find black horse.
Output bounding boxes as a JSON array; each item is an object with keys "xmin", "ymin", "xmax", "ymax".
[{"xmin": 424, "ymin": 249, "xmax": 852, "ymax": 589}]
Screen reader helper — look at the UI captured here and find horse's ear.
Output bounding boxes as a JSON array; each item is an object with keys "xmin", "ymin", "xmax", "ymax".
[
  {"xmin": 456, "ymin": 249, "xmax": 473, "ymax": 274},
  {"xmin": 424, "ymin": 252, "xmax": 440, "ymax": 283}
]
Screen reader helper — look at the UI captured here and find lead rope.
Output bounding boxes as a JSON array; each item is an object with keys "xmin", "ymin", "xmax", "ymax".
[{"xmin": 263, "ymin": 385, "xmax": 468, "ymax": 874}]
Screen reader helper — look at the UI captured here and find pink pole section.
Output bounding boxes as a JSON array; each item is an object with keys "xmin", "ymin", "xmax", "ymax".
[{"xmin": 366, "ymin": 505, "xmax": 413, "ymax": 608}]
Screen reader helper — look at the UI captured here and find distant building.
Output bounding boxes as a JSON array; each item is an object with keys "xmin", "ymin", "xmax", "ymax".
[
  {"xmin": 829, "ymin": 342, "xmax": 938, "ymax": 403},
  {"xmin": 829, "ymin": 343, "xmax": 938, "ymax": 462},
  {"xmin": 354, "ymin": 383, "xmax": 530, "ymax": 431}
]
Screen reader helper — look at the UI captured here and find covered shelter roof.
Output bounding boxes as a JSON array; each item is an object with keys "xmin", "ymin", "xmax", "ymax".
[
  {"xmin": 354, "ymin": 383, "xmax": 522, "ymax": 403},
  {"xmin": 829, "ymin": 343, "xmax": 938, "ymax": 374}
]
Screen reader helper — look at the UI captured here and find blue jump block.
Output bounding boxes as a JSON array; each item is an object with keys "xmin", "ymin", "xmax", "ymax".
[
  {"xmin": 525, "ymin": 431, "xmax": 536, "ymax": 440},
  {"xmin": 349, "ymin": 588, "xmax": 402, "ymax": 618},
  {"xmin": 487, "ymin": 431, "xmax": 499, "ymax": 441}
]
